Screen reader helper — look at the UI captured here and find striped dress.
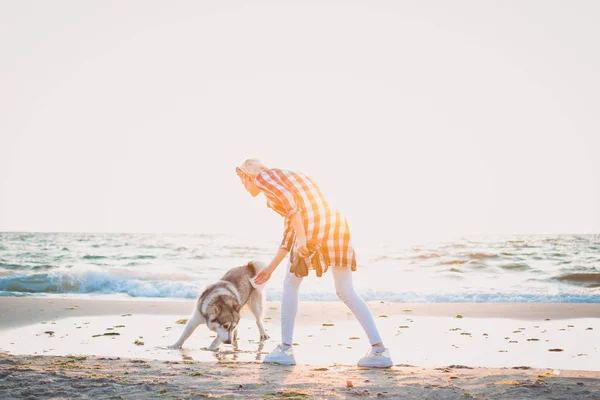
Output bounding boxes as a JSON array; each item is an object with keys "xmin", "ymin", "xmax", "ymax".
[{"xmin": 254, "ymin": 168, "xmax": 357, "ymax": 271}]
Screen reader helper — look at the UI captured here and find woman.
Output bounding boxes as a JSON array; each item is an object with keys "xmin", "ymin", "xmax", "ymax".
[{"xmin": 236, "ymin": 158, "xmax": 393, "ymax": 368}]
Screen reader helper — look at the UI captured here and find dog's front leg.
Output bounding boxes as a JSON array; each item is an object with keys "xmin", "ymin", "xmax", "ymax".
[
  {"xmin": 208, "ymin": 336, "xmax": 222, "ymax": 351},
  {"xmin": 232, "ymin": 327, "xmax": 239, "ymax": 348},
  {"xmin": 168, "ymin": 309, "xmax": 205, "ymax": 349}
]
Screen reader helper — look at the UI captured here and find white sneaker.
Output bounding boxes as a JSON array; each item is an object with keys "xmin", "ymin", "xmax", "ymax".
[
  {"xmin": 263, "ymin": 345, "xmax": 296, "ymax": 365},
  {"xmin": 357, "ymin": 347, "xmax": 393, "ymax": 368}
]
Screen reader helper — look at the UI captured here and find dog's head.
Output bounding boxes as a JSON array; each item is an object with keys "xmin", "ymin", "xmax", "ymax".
[{"xmin": 206, "ymin": 296, "xmax": 242, "ymax": 344}]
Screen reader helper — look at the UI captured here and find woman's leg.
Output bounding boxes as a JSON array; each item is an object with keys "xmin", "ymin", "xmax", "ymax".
[
  {"xmin": 281, "ymin": 268, "xmax": 303, "ymax": 347},
  {"xmin": 331, "ymin": 265, "xmax": 383, "ymax": 346}
]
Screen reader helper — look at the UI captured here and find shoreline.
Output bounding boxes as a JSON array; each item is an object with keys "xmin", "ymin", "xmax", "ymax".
[{"xmin": 2, "ymin": 297, "xmax": 600, "ymax": 332}]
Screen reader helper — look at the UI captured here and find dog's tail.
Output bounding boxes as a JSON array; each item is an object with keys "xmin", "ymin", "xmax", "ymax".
[
  {"xmin": 246, "ymin": 260, "xmax": 267, "ymax": 277},
  {"xmin": 247, "ymin": 260, "xmax": 268, "ymax": 291}
]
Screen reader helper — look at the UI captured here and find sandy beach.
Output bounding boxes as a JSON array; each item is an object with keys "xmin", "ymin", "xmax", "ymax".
[{"xmin": 1, "ymin": 297, "xmax": 599, "ymax": 399}]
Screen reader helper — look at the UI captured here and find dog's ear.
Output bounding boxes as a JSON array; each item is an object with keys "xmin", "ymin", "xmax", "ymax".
[{"xmin": 211, "ymin": 304, "xmax": 221, "ymax": 316}]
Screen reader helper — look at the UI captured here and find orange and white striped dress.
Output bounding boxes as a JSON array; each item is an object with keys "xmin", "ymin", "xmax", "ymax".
[{"xmin": 254, "ymin": 168, "xmax": 357, "ymax": 271}]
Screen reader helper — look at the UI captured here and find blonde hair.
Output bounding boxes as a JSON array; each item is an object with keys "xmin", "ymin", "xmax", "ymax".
[{"xmin": 236, "ymin": 158, "xmax": 267, "ymax": 178}]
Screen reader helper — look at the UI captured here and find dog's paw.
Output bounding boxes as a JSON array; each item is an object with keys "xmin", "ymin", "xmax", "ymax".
[
  {"xmin": 167, "ymin": 343, "xmax": 182, "ymax": 350},
  {"xmin": 260, "ymin": 333, "xmax": 270, "ymax": 341}
]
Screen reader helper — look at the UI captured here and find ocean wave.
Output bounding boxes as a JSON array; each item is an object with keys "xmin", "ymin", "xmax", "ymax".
[
  {"xmin": 1, "ymin": 289, "xmax": 598, "ymax": 303},
  {"xmin": 500, "ymin": 263, "xmax": 531, "ymax": 271},
  {"xmin": 555, "ymin": 273, "xmax": 600, "ymax": 288},
  {"xmin": 464, "ymin": 262, "xmax": 488, "ymax": 269},
  {"xmin": 371, "ymin": 255, "xmax": 406, "ymax": 262},
  {"xmin": 461, "ymin": 252, "xmax": 499, "ymax": 260},
  {"xmin": 0, "ymin": 262, "xmax": 57, "ymax": 271},
  {"xmin": 0, "ymin": 291, "xmax": 29, "ymax": 297},
  {"xmin": 437, "ymin": 260, "xmax": 468, "ymax": 265},
  {"xmin": 413, "ymin": 252, "xmax": 444, "ymax": 260},
  {"xmin": 15, "ymin": 252, "xmax": 45, "ymax": 259},
  {"xmin": 559, "ymin": 265, "xmax": 598, "ymax": 273},
  {"xmin": 0, "ymin": 266, "xmax": 202, "ymax": 298},
  {"xmin": 117, "ymin": 255, "xmax": 157, "ymax": 260},
  {"xmin": 0, "ymin": 263, "xmax": 29, "ymax": 270},
  {"xmin": 30, "ymin": 264, "xmax": 56, "ymax": 271},
  {"xmin": 0, "ymin": 269, "xmax": 598, "ymax": 303},
  {"xmin": 289, "ymin": 291, "xmax": 600, "ymax": 303}
]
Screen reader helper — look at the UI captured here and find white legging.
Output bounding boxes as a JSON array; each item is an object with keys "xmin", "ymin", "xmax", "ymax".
[{"xmin": 281, "ymin": 264, "xmax": 383, "ymax": 346}]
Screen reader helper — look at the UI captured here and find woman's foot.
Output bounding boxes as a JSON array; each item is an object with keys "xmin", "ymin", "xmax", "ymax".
[
  {"xmin": 263, "ymin": 344, "xmax": 296, "ymax": 365},
  {"xmin": 357, "ymin": 346, "xmax": 393, "ymax": 368}
]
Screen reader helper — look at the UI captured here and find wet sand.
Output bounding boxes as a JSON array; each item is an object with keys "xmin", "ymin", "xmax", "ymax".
[{"xmin": 0, "ymin": 297, "xmax": 599, "ymax": 399}]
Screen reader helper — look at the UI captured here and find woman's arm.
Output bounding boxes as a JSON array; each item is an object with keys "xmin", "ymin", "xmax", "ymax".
[
  {"xmin": 254, "ymin": 211, "xmax": 308, "ymax": 285},
  {"xmin": 254, "ymin": 247, "xmax": 289, "ymax": 285},
  {"xmin": 268, "ymin": 247, "xmax": 290, "ymax": 271},
  {"xmin": 290, "ymin": 210, "xmax": 308, "ymax": 257}
]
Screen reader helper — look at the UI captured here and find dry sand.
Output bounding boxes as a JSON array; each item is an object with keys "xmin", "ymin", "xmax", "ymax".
[{"xmin": 0, "ymin": 297, "xmax": 599, "ymax": 399}]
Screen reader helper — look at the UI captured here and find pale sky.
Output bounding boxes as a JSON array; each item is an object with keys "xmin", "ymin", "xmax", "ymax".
[{"xmin": 1, "ymin": 1, "xmax": 599, "ymax": 243}]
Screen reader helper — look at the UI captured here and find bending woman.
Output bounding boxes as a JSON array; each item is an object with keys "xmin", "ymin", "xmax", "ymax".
[{"xmin": 236, "ymin": 158, "xmax": 393, "ymax": 368}]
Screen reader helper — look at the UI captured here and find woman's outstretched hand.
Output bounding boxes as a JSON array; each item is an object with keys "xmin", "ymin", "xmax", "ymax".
[
  {"xmin": 254, "ymin": 266, "xmax": 275, "ymax": 285},
  {"xmin": 254, "ymin": 248, "xmax": 288, "ymax": 285}
]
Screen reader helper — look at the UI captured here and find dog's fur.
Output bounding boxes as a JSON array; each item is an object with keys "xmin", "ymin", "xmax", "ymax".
[{"xmin": 169, "ymin": 260, "xmax": 269, "ymax": 350}]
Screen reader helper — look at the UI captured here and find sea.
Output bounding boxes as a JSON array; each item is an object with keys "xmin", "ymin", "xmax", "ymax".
[{"xmin": 0, "ymin": 232, "xmax": 599, "ymax": 303}]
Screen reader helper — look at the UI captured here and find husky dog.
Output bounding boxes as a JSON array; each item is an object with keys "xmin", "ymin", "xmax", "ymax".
[{"xmin": 169, "ymin": 260, "xmax": 269, "ymax": 350}]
